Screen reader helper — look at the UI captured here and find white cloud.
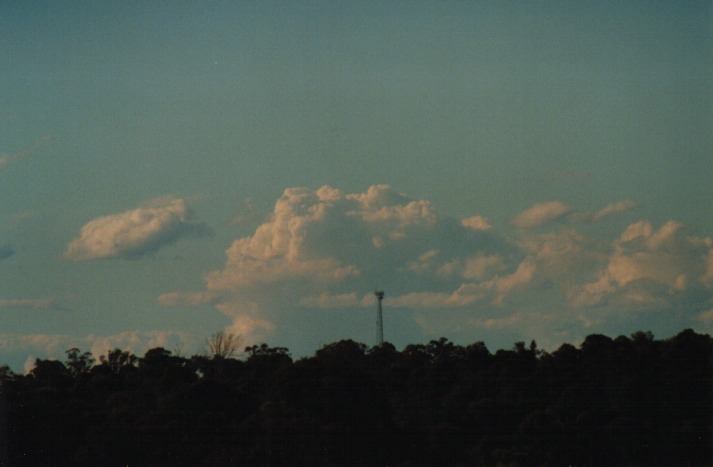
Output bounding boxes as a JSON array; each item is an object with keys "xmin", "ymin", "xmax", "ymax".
[
  {"xmin": 569, "ymin": 220, "xmax": 713, "ymax": 308},
  {"xmin": 158, "ymin": 186, "xmax": 713, "ymax": 355},
  {"xmin": 511, "ymin": 201, "xmax": 570, "ymax": 229},
  {"xmin": 569, "ymin": 200, "xmax": 638, "ymax": 224},
  {"xmin": 461, "ymin": 215, "xmax": 492, "ymax": 231},
  {"xmin": 591, "ymin": 200, "xmax": 637, "ymax": 222},
  {"xmin": 162, "ymin": 185, "xmax": 515, "ymax": 346},
  {"xmin": 63, "ymin": 197, "xmax": 210, "ymax": 260}
]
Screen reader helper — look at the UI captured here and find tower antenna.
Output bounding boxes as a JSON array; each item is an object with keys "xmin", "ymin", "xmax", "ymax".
[{"xmin": 374, "ymin": 290, "xmax": 385, "ymax": 345}]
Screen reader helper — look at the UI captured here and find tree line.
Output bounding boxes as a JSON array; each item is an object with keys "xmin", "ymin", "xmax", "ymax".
[{"xmin": 1, "ymin": 329, "xmax": 711, "ymax": 465}]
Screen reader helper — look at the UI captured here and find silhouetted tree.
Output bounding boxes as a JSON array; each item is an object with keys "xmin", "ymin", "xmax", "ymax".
[
  {"xmin": 206, "ymin": 331, "xmax": 242, "ymax": 359},
  {"xmin": 98, "ymin": 347, "xmax": 138, "ymax": 373},
  {"xmin": 65, "ymin": 347, "xmax": 94, "ymax": 377}
]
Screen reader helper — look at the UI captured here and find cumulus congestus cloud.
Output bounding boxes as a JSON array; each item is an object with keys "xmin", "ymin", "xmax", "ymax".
[
  {"xmin": 161, "ymin": 185, "xmax": 519, "ymax": 343},
  {"xmin": 161, "ymin": 186, "xmax": 713, "ymax": 353},
  {"xmin": 63, "ymin": 198, "xmax": 210, "ymax": 260}
]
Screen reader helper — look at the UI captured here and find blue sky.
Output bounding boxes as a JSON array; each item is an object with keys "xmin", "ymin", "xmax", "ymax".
[{"xmin": 1, "ymin": 1, "xmax": 711, "ymax": 371}]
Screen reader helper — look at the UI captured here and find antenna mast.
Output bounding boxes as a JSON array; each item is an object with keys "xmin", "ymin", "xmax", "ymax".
[{"xmin": 374, "ymin": 290, "xmax": 385, "ymax": 345}]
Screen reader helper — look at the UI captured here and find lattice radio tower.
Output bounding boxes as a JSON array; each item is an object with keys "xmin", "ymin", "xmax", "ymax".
[{"xmin": 374, "ymin": 290, "xmax": 385, "ymax": 345}]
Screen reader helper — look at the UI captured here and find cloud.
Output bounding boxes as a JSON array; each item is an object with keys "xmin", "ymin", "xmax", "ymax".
[
  {"xmin": 0, "ymin": 136, "xmax": 52, "ymax": 173},
  {"xmin": 0, "ymin": 243, "xmax": 15, "ymax": 260},
  {"xmin": 511, "ymin": 201, "xmax": 571, "ymax": 229},
  {"xmin": 0, "ymin": 329, "xmax": 201, "ymax": 372},
  {"xmin": 591, "ymin": 200, "xmax": 637, "ymax": 221},
  {"xmin": 298, "ymin": 292, "xmax": 363, "ymax": 308},
  {"xmin": 63, "ymin": 197, "xmax": 210, "ymax": 260},
  {"xmin": 569, "ymin": 200, "xmax": 637, "ymax": 223},
  {"xmin": 0, "ymin": 298, "xmax": 61, "ymax": 309},
  {"xmin": 513, "ymin": 199, "xmax": 636, "ymax": 228},
  {"xmin": 160, "ymin": 186, "xmax": 713, "ymax": 355},
  {"xmin": 162, "ymin": 185, "xmax": 517, "ymax": 347},
  {"xmin": 229, "ymin": 197, "xmax": 262, "ymax": 226},
  {"xmin": 461, "ymin": 215, "xmax": 492, "ymax": 231},
  {"xmin": 0, "ymin": 155, "xmax": 12, "ymax": 172},
  {"xmin": 569, "ymin": 220, "xmax": 713, "ymax": 309}
]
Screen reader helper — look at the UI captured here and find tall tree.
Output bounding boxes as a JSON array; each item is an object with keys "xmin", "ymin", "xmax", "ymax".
[{"xmin": 207, "ymin": 331, "xmax": 242, "ymax": 359}]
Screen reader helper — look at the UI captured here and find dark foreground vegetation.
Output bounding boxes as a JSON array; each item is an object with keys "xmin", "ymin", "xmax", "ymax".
[{"xmin": 1, "ymin": 329, "xmax": 711, "ymax": 466}]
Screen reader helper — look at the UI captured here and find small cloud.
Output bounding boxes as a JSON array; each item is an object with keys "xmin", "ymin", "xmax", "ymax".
[
  {"xmin": 229, "ymin": 197, "xmax": 261, "ymax": 226},
  {"xmin": 592, "ymin": 200, "xmax": 637, "ymax": 222},
  {"xmin": 63, "ymin": 198, "xmax": 210, "ymax": 260},
  {"xmin": 571, "ymin": 200, "xmax": 638, "ymax": 223},
  {"xmin": 0, "ymin": 298, "xmax": 59, "ymax": 309},
  {"xmin": 461, "ymin": 215, "xmax": 492, "ymax": 231},
  {"xmin": 23, "ymin": 355, "xmax": 36, "ymax": 375},
  {"xmin": 0, "ymin": 136, "xmax": 52, "ymax": 173},
  {"xmin": 696, "ymin": 308, "xmax": 713, "ymax": 325},
  {"xmin": 298, "ymin": 292, "xmax": 360, "ymax": 308},
  {"xmin": 0, "ymin": 155, "xmax": 12, "ymax": 171},
  {"xmin": 0, "ymin": 243, "xmax": 15, "ymax": 260},
  {"xmin": 511, "ymin": 201, "xmax": 570, "ymax": 229},
  {"xmin": 158, "ymin": 290, "xmax": 210, "ymax": 307}
]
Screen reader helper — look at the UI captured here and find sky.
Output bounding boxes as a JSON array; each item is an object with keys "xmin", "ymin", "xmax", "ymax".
[{"xmin": 1, "ymin": 1, "xmax": 712, "ymax": 371}]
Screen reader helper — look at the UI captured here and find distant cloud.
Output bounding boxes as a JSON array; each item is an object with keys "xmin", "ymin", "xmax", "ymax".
[
  {"xmin": 63, "ymin": 198, "xmax": 210, "ymax": 260},
  {"xmin": 592, "ymin": 200, "xmax": 637, "ymax": 221},
  {"xmin": 0, "ymin": 136, "xmax": 52, "ymax": 173},
  {"xmin": 569, "ymin": 200, "xmax": 638, "ymax": 223},
  {"xmin": 461, "ymin": 215, "xmax": 492, "ymax": 231},
  {"xmin": 511, "ymin": 201, "xmax": 571, "ymax": 229},
  {"xmin": 0, "ymin": 298, "xmax": 58, "ymax": 309},
  {"xmin": 0, "ymin": 243, "xmax": 15, "ymax": 260},
  {"xmin": 229, "ymin": 197, "xmax": 262, "ymax": 226},
  {"xmin": 0, "ymin": 155, "xmax": 12, "ymax": 171},
  {"xmin": 0, "ymin": 329, "xmax": 198, "ymax": 372},
  {"xmin": 299, "ymin": 292, "xmax": 363, "ymax": 309}
]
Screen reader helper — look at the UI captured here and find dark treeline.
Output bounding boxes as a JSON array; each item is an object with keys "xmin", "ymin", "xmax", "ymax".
[{"xmin": 1, "ymin": 329, "xmax": 712, "ymax": 466}]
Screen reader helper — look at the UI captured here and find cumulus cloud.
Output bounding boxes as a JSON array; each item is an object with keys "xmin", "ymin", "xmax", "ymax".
[
  {"xmin": 511, "ymin": 201, "xmax": 571, "ymax": 229},
  {"xmin": 159, "ymin": 186, "xmax": 712, "ymax": 354},
  {"xmin": 63, "ymin": 197, "xmax": 210, "ymax": 260},
  {"xmin": 161, "ymin": 185, "xmax": 517, "ymax": 348},
  {"xmin": 569, "ymin": 220, "xmax": 713, "ymax": 309}
]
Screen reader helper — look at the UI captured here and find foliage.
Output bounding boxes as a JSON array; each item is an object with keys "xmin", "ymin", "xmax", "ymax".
[{"xmin": 2, "ymin": 330, "xmax": 712, "ymax": 465}]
